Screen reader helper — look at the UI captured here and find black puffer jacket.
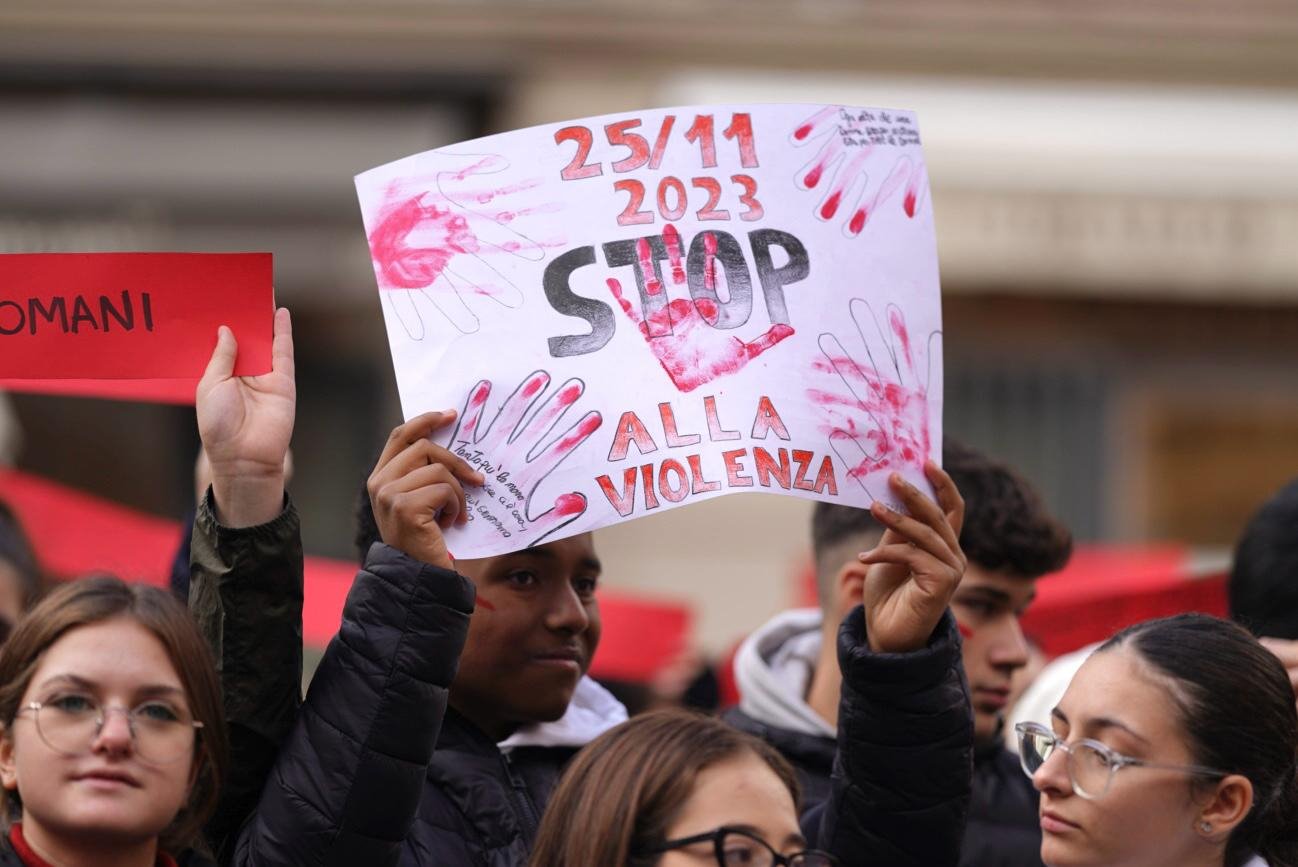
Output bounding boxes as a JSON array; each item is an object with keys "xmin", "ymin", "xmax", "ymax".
[
  {"xmin": 724, "ymin": 706, "xmax": 836, "ymax": 807},
  {"xmin": 810, "ymin": 608, "xmax": 974, "ymax": 867},
  {"xmin": 188, "ymin": 490, "xmax": 304, "ymax": 866},
  {"xmin": 961, "ymin": 738, "xmax": 1044, "ymax": 867},
  {"xmin": 229, "ymin": 541, "xmax": 570, "ymax": 867}
]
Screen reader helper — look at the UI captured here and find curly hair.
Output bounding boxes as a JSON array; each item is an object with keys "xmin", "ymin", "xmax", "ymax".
[{"xmin": 943, "ymin": 438, "xmax": 1072, "ymax": 578}]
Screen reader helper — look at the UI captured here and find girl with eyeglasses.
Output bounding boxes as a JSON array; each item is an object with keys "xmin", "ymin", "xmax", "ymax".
[
  {"xmin": 0, "ymin": 577, "xmax": 228, "ymax": 867},
  {"xmin": 1015, "ymin": 613, "xmax": 1298, "ymax": 867},
  {"xmin": 529, "ymin": 709, "xmax": 837, "ymax": 867}
]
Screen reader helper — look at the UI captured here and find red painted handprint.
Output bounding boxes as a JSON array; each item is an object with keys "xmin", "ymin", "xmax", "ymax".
[
  {"xmin": 368, "ymin": 152, "xmax": 557, "ymax": 338},
  {"xmin": 807, "ymin": 298, "xmax": 940, "ymax": 500},
  {"xmin": 450, "ymin": 370, "xmax": 603, "ymax": 547},
  {"xmin": 606, "ymin": 224, "xmax": 794, "ymax": 393},
  {"xmin": 789, "ymin": 107, "xmax": 928, "ymax": 237}
]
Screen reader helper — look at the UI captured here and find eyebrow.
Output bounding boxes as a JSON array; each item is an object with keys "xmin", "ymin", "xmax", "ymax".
[
  {"xmin": 506, "ymin": 549, "xmax": 602, "ymax": 574},
  {"xmin": 36, "ymin": 674, "xmax": 184, "ymax": 698},
  {"xmin": 725, "ymin": 825, "xmax": 806, "ymax": 850},
  {"xmin": 1051, "ymin": 707, "xmax": 1149, "ymax": 744}
]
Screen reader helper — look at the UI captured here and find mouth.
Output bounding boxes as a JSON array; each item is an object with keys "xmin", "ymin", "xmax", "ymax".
[
  {"xmin": 973, "ymin": 686, "xmax": 1011, "ymax": 710},
  {"xmin": 531, "ymin": 646, "xmax": 585, "ymax": 670},
  {"xmin": 72, "ymin": 769, "xmax": 142, "ymax": 789},
  {"xmin": 1041, "ymin": 809, "xmax": 1081, "ymax": 834}
]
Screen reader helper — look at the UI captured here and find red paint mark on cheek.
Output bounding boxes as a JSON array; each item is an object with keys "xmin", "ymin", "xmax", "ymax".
[
  {"xmin": 849, "ymin": 209, "xmax": 868, "ymax": 235},
  {"xmin": 476, "ymin": 595, "xmax": 497, "ymax": 612},
  {"xmin": 804, "ymin": 164, "xmax": 824, "ymax": 189},
  {"xmin": 820, "ymin": 191, "xmax": 842, "ymax": 220},
  {"xmin": 794, "ymin": 123, "xmax": 814, "ymax": 141},
  {"xmin": 957, "ymin": 622, "xmax": 974, "ymax": 640}
]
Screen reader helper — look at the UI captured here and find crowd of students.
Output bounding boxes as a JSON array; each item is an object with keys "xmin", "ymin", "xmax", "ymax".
[{"xmin": 0, "ymin": 308, "xmax": 1293, "ymax": 867}]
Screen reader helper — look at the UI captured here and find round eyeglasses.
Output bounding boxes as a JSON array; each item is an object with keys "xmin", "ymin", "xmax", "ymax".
[
  {"xmin": 1015, "ymin": 721, "xmax": 1226, "ymax": 800},
  {"xmin": 18, "ymin": 695, "xmax": 203, "ymax": 764},
  {"xmin": 640, "ymin": 826, "xmax": 840, "ymax": 867}
]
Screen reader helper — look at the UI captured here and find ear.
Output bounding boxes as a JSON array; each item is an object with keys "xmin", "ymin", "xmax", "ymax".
[
  {"xmin": 1196, "ymin": 774, "xmax": 1253, "ymax": 840},
  {"xmin": 834, "ymin": 560, "xmax": 870, "ymax": 619},
  {"xmin": 0, "ymin": 726, "xmax": 18, "ymax": 792}
]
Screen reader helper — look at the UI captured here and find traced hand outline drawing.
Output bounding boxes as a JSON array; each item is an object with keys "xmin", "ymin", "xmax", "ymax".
[
  {"xmin": 789, "ymin": 107, "xmax": 928, "ymax": 237},
  {"xmin": 450, "ymin": 369, "xmax": 603, "ymax": 547}
]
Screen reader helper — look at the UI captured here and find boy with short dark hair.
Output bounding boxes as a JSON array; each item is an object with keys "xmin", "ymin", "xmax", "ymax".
[{"xmin": 730, "ymin": 437, "xmax": 1072, "ymax": 867}]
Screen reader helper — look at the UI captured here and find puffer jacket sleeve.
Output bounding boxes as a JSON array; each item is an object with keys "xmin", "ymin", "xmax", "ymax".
[
  {"xmin": 189, "ymin": 488, "xmax": 304, "ymax": 865},
  {"xmin": 814, "ymin": 607, "xmax": 974, "ymax": 867},
  {"xmin": 232, "ymin": 542, "xmax": 474, "ymax": 867}
]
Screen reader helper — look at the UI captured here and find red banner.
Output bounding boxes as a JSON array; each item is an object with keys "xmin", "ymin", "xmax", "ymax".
[{"xmin": 0, "ymin": 252, "xmax": 272, "ymax": 380}]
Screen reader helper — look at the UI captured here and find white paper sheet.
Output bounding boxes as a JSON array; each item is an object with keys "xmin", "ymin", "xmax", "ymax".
[{"xmin": 357, "ymin": 104, "xmax": 943, "ymax": 557}]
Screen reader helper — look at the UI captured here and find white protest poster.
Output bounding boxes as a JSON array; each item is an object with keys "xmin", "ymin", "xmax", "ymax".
[{"xmin": 356, "ymin": 104, "xmax": 942, "ymax": 558}]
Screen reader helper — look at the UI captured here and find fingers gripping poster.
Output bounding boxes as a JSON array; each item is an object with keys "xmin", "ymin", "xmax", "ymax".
[{"xmin": 356, "ymin": 104, "xmax": 942, "ymax": 558}]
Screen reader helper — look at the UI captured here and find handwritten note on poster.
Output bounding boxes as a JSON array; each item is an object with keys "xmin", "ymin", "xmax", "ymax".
[
  {"xmin": 357, "ymin": 104, "xmax": 942, "ymax": 558},
  {"xmin": 0, "ymin": 253, "xmax": 273, "ymax": 380}
]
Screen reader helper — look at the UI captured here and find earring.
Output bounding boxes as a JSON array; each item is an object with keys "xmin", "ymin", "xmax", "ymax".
[{"xmin": 1200, "ymin": 821, "xmax": 1212, "ymax": 833}]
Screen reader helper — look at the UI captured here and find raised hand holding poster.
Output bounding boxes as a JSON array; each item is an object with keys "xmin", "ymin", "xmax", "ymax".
[{"xmin": 357, "ymin": 104, "xmax": 941, "ymax": 558}]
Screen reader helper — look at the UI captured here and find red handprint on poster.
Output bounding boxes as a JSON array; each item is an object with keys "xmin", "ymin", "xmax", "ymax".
[
  {"xmin": 807, "ymin": 298, "xmax": 940, "ymax": 501},
  {"xmin": 605, "ymin": 224, "xmax": 794, "ymax": 393},
  {"xmin": 449, "ymin": 370, "xmax": 603, "ymax": 548},
  {"xmin": 367, "ymin": 152, "xmax": 557, "ymax": 338},
  {"xmin": 789, "ymin": 107, "xmax": 928, "ymax": 237}
]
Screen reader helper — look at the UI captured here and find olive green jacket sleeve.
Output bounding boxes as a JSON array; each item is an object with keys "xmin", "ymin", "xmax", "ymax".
[{"xmin": 189, "ymin": 488, "xmax": 304, "ymax": 866}]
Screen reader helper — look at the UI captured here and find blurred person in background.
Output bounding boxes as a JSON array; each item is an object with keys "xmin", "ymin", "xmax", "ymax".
[
  {"xmin": 1016, "ymin": 614, "xmax": 1298, "ymax": 867},
  {"xmin": 1229, "ymin": 476, "xmax": 1298, "ymax": 702},
  {"xmin": 728, "ymin": 437, "xmax": 1071, "ymax": 867},
  {"xmin": 0, "ymin": 501, "xmax": 44, "ymax": 642},
  {"xmin": 1009, "ymin": 473, "xmax": 1298, "ymax": 750},
  {"xmin": 0, "ymin": 576, "xmax": 228, "ymax": 867}
]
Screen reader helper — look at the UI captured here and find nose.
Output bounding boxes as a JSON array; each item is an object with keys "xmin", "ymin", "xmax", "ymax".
[
  {"xmin": 543, "ymin": 582, "xmax": 590, "ymax": 635},
  {"xmin": 91, "ymin": 707, "xmax": 135, "ymax": 756},
  {"xmin": 1032, "ymin": 741, "xmax": 1073, "ymax": 797},
  {"xmin": 988, "ymin": 615, "xmax": 1031, "ymax": 673}
]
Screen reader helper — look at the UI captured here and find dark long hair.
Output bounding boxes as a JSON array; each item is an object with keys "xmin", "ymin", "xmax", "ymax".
[
  {"xmin": 529, "ymin": 709, "xmax": 801, "ymax": 867},
  {"xmin": 1099, "ymin": 613, "xmax": 1298, "ymax": 867},
  {"xmin": 0, "ymin": 576, "xmax": 228, "ymax": 855}
]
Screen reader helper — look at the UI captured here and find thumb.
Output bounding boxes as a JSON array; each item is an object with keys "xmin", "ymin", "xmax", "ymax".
[{"xmin": 199, "ymin": 326, "xmax": 238, "ymax": 390}]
